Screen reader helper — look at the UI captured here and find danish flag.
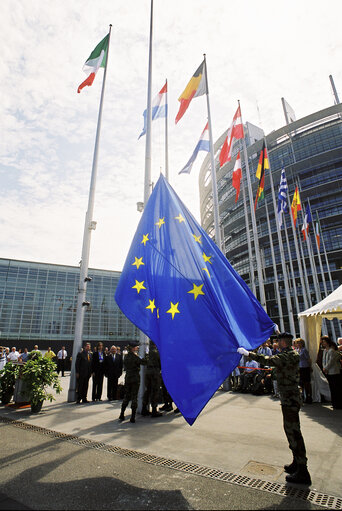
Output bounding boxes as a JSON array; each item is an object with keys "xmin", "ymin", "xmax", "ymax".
[{"xmin": 219, "ymin": 106, "xmax": 244, "ymax": 167}]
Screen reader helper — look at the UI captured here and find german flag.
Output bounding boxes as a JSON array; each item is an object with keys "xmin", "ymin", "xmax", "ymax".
[
  {"xmin": 254, "ymin": 142, "xmax": 269, "ymax": 210},
  {"xmin": 175, "ymin": 61, "xmax": 207, "ymax": 124}
]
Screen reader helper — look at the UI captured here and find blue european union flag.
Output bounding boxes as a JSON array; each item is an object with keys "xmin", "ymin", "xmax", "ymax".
[{"xmin": 115, "ymin": 174, "xmax": 275, "ymax": 425}]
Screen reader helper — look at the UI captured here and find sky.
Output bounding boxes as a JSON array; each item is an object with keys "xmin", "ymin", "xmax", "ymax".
[{"xmin": 1, "ymin": 0, "xmax": 341, "ymax": 273}]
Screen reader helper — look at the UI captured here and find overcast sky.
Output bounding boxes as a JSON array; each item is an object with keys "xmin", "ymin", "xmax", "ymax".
[{"xmin": 1, "ymin": 0, "xmax": 341, "ymax": 272}]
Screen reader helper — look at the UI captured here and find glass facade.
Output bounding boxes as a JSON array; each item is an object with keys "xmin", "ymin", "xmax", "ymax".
[
  {"xmin": 199, "ymin": 104, "xmax": 342, "ymax": 335},
  {"xmin": 0, "ymin": 259, "xmax": 139, "ymax": 350}
]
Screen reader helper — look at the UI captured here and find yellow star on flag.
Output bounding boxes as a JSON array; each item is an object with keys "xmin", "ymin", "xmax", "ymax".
[
  {"xmin": 166, "ymin": 301, "xmax": 180, "ymax": 320},
  {"xmin": 175, "ymin": 213, "xmax": 185, "ymax": 223},
  {"xmin": 155, "ymin": 217, "xmax": 165, "ymax": 229},
  {"xmin": 146, "ymin": 299, "xmax": 156, "ymax": 314},
  {"xmin": 141, "ymin": 234, "xmax": 149, "ymax": 246},
  {"xmin": 132, "ymin": 257, "xmax": 144, "ymax": 269},
  {"xmin": 188, "ymin": 283, "xmax": 205, "ymax": 300},
  {"xmin": 157, "ymin": 308, "xmax": 160, "ymax": 319},
  {"xmin": 202, "ymin": 267, "xmax": 211, "ymax": 278},
  {"xmin": 202, "ymin": 252, "xmax": 212, "ymax": 264},
  {"xmin": 132, "ymin": 280, "xmax": 146, "ymax": 294},
  {"xmin": 192, "ymin": 233, "xmax": 202, "ymax": 244}
]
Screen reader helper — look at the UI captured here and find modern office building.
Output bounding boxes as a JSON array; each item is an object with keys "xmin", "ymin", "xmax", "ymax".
[
  {"xmin": 0, "ymin": 258, "xmax": 139, "ymax": 352},
  {"xmin": 199, "ymin": 103, "xmax": 342, "ymax": 334}
]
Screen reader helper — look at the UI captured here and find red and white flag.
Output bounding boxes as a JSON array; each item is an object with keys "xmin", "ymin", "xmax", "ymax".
[
  {"xmin": 315, "ymin": 221, "xmax": 321, "ymax": 251},
  {"xmin": 219, "ymin": 106, "xmax": 244, "ymax": 167},
  {"xmin": 232, "ymin": 151, "xmax": 242, "ymax": 202}
]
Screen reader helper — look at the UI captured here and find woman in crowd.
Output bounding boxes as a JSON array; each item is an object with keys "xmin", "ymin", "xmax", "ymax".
[
  {"xmin": 296, "ymin": 338, "xmax": 312, "ymax": 404},
  {"xmin": 321, "ymin": 335, "xmax": 342, "ymax": 409}
]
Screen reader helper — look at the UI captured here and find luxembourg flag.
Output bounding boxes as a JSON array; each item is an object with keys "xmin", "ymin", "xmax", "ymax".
[
  {"xmin": 138, "ymin": 82, "xmax": 167, "ymax": 139},
  {"xmin": 78, "ymin": 33, "xmax": 109, "ymax": 93},
  {"xmin": 179, "ymin": 123, "xmax": 210, "ymax": 174},
  {"xmin": 301, "ymin": 204, "xmax": 312, "ymax": 241}
]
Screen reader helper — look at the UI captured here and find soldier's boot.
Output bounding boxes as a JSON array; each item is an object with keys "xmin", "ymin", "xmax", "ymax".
[
  {"xmin": 119, "ymin": 404, "xmax": 126, "ymax": 421},
  {"xmin": 130, "ymin": 408, "xmax": 137, "ymax": 423},
  {"xmin": 286, "ymin": 465, "xmax": 311, "ymax": 485},
  {"xmin": 284, "ymin": 458, "xmax": 297, "ymax": 474},
  {"xmin": 163, "ymin": 403, "xmax": 173, "ymax": 412},
  {"xmin": 141, "ymin": 404, "xmax": 151, "ymax": 416}
]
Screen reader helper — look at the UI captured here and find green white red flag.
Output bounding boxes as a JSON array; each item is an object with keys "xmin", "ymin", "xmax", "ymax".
[{"xmin": 78, "ymin": 33, "xmax": 109, "ymax": 93}]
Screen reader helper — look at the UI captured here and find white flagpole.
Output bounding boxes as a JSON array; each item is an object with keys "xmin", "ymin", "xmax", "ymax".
[
  {"xmin": 203, "ymin": 54, "xmax": 222, "ymax": 250},
  {"xmin": 138, "ymin": 0, "xmax": 154, "ymax": 411},
  {"xmin": 283, "ymin": 212, "xmax": 300, "ymax": 319},
  {"xmin": 296, "ymin": 223, "xmax": 312, "ymax": 308},
  {"xmin": 265, "ymin": 200, "xmax": 284, "ymax": 330},
  {"xmin": 240, "ymin": 151, "xmax": 256, "ymax": 295},
  {"xmin": 68, "ymin": 25, "xmax": 113, "ymax": 402},
  {"xmin": 267, "ymin": 165, "xmax": 296, "ymax": 334},
  {"xmin": 165, "ymin": 78, "xmax": 169, "ymax": 182},
  {"xmin": 239, "ymin": 104, "xmax": 266, "ymax": 310}
]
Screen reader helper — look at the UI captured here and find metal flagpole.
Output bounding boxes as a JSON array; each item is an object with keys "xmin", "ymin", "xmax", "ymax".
[
  {"xmin": 265, "ymin": 200, "xmax": 284, "ymax": 330},
  {"xmin": 240, "ymin": 152, "xmax": 256, "ymax": 296},
  {"xmin": 286, "ymin": 194, "xmax": 309, "ymax": 310},
  {"xmin": 68, "ymin": 25, "xmax": 113, "ymax": 402},
  {"xmin": 296, "ymin": 223, "xmax": 312, "ymax": 308},
  {"xmin": 239, "ymin": 104, "xmax": 266, "ymax": 309},
  {"xmin": 203, "ymin": 54, "xmax": 222, "ymax": 250},
  {"xmin": 316, "ymin": 211, "xmax": 334, "ymax": 292},
  {"xmin": 283, "ymin": 213, "xmax": 300, "ymax": 320},
  {"xmin": 165, "ymin": 78, "xmax": 169, "ymax": 182},
  {"xmin": 138, "ymin": 0, "xmax": 154, "ymax": 410},
  {"xmin": 267, "ymin": 164, "xmax": 296, "ymax": 334},
  {"xmin": 307, "ymin": 201, "xmax": 328, "ymax": 298}
]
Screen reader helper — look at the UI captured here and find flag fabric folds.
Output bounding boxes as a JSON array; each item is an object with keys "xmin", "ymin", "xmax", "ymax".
[
  {"xmin": 115, "ymin": 174, "xmax": 276, "ymax": 425},
  {"xmin": 291, "ymin": 186, "xmax": 302, "ymax": 227},
  {"xmin": 175, "ymin": 61, "xmax": 207, "ymax": 124},
  {"xmin": 78, "ymin": 33, "xmax": 109, "ymax": 93},
  {"xmin": 301, "ymin": 204, "xmax": 312, "ymax": 241},
  {"xmin": 315, "ymin": 219, "xmax": 321, "ymax": 251},
  {"xmin": 219, "ymin": 106, "xmax": 244, "ymax": 167},
  {"xmin": 138, "ymin": 82, "xmax": 167, "ymax": 139},
  {"xmin": 232, "ymin": 151, "xmax": 242, "ymax": 202},
  {"xmin": 277, "ymin": 168, "xmax": 288, "ymax": 228},
  {"xmin": 254, "ymin": 142, "xmax": 269, "ymax": 210},
  {"xmin": 179, "ymin": 122, "xmax": 210, "ymax": 174}
]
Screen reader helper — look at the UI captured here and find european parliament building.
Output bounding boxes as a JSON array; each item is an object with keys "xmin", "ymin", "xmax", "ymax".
[
  {"xmin": 0, "ymin": 258, "xmax": 139, "ymax": 351},
  {"xmin": 199, "ymin": 103, "xmax": 342, "ymax": 334}
]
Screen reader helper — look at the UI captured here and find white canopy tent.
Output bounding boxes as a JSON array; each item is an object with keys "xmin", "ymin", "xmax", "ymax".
[{"xmin": 298, "ymin": 284, "xmax": 342, "ymax": 402}]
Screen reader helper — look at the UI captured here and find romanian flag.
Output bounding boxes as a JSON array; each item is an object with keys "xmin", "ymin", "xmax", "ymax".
[
  {"xmin": 175, "ymin": 61, "xmax": 207, "ymax": 124},
  {"xmin": 291, "ymin": 186, "xmax": 301, "ymax": 227},
  {"xmin": 78, "ymin": 33, "xmax": 109, "ymax": 93},
  {"xmin": 254, "ymin": 142, "xmax": 269, "ymax": 210}
]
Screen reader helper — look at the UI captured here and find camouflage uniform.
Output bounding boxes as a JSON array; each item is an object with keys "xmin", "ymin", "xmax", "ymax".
[
  {"xmin": 249, "ymin": 348, "xmax": 307, "ymax": 465},
  {"xmin": 142, "ymin": 345, "xmax": 161, "ymax": 410},
  {"xmin": 121, "ymin": 351, "xmax": 146, "ymax": 412}
]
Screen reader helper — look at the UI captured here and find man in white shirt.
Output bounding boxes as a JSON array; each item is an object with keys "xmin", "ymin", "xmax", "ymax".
[
  {"xmin": 0, "ymin": 346, "xmax": 7, "ymax": 370},
  {"xmin": 57, "ymin": 346, "xmax": 67, "ymax": 376},
  {"xmin": 7, "ymin": 347, "xmax": 19, "ymax": 362}
]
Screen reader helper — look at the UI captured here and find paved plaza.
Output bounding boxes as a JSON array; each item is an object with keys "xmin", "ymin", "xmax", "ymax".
[{"xmin": 0, "ymin": 375, "xmax": 341, "ymax": 510}]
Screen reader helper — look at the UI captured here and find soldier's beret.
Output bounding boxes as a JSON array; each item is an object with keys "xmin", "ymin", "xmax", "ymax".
[
  {"xmin": 128, "ymin": 342, "xmax": 138, "ymax": 348},
  {"xmin": 277, "ymin": 331, "xmax": 293, "ymax": 340}
]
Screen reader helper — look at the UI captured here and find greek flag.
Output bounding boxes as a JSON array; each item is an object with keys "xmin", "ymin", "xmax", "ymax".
[{"xmin": 277, "ymin": 168, "xmax": 288, "ymax": 228}]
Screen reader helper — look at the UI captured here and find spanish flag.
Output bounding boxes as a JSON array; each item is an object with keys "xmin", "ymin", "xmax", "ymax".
[
  {"xmin": 254, "ymin": 142, "xmax": 269, "ymax": 210},
  {"xmin": 175, "ymin": 61, "xmax": 207, "ymax": 124},
  {"xmin": 291, "ymin": 186, "xmax": 302, "ymax": 227}
]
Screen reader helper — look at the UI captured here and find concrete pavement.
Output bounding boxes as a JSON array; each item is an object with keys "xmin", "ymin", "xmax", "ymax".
[{"xmin": 0, "ymin": 374, "xmax": 341, "ymax": 509}]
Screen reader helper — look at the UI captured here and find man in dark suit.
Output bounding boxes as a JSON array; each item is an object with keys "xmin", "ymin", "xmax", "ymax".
[
  {"xmin": 91, "ymin": 342, "xmax": 106, "ymax": 401},
  {"xmin": 75, "ymin": 343, "xmax": 92, "ymax": 404},
  {"xmin": 105, "ymin": 345, "xmax": 123, "ymax": 400}
]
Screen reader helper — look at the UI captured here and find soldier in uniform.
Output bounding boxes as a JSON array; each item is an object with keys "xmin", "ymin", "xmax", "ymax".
[
  {"xmin": 237, "ymin": 332, "xmax": 311, "ymax": 485},
  {"xmin": 119, "ymin": 342, "xmax": 146, "ymax": 423},
  {"xmin": 141, "ymin": 341, "xmax": 162, "ymax": 418}
]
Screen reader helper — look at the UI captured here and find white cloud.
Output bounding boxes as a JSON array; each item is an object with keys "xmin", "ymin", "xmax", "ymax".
[{"xmin": 1, "ymin": 0, "xmax": 341, "ymax": 271}]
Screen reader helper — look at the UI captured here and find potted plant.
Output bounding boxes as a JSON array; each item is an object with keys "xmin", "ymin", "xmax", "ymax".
[
  {"xmin": 0, "ymin": 361, "xmax": 18, "ymax": 405},
  {"xmin": 21, "ymin": 351, "xmax": 62, "ymax": 413}
]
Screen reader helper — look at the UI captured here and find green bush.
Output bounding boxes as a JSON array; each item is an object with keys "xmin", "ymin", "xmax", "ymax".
[
  {"xmin": 21, "ymin": 352, "xmax": 62, "ymax": 406},
  {"xmin": 0, "ymin": 362, "xmax": 18, "ymax": 404}
]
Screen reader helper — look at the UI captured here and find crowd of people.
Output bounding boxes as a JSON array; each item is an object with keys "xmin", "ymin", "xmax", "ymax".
[
  {"xmin": 0, "ymin": 344, "xmax": 69, "ymax": 376},
  {"xmin": 228, "ymin": 336, "xmax": 342, "ymax": 409}
]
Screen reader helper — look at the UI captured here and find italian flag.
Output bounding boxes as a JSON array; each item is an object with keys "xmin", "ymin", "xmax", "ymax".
[{"xmin": 77, "ymin": 33, "xmax": 109, "ymax": 93}]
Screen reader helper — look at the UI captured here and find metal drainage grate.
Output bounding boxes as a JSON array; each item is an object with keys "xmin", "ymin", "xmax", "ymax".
[{"xmin": 1, "ymin": 416, "xmax": 341, "ymax": 510}]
